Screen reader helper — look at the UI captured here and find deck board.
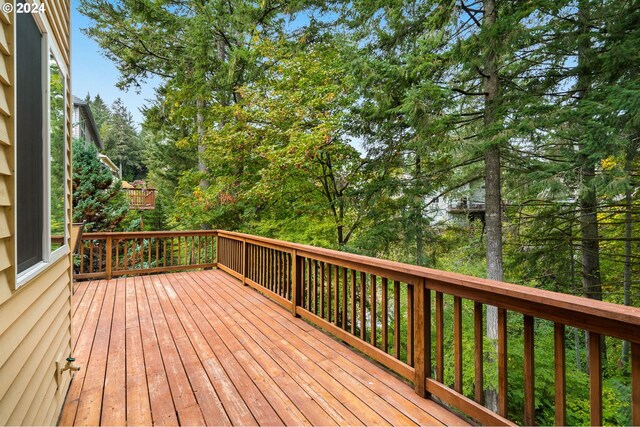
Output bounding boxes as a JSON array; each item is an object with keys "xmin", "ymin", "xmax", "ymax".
[{"xmin": 61, "ymin": 270, "xmax": 468, "ymax": 426}]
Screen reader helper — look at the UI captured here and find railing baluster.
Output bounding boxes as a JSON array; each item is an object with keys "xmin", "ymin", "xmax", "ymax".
[
  {"xmin": 474, "ymin": 302, "xmax": 484, "ymax": 404},
  {"xmin": 292, "ymin": 251, "xmax": 300, "ymax": 317},
  {"xmin": 98, "ymin": 240, "xmax": 103, "ymax": 273},
  {"xmin": 554, "ymin": 323, "xmax": 566, "ymax": 426},
  {"xmin": 88, "ymin": 240, "xmax": 94, "ymax": 273},
  {"xmin": 407, "ymin": 283, "xmax": 414, "ymax": 366},
  {"xmin": 632, "ymin": 342, "xmax": 640, "ymax": 426},
  {"xmin": 351, "ymin": 270, "xmax": 357, "ymax": 335},
  {"xmin": 498, "ymin": 307, "xmax": 508, "ymax": 417},
  {"xmin": 106, "ymin": 237, "xmax": 112, "ymax": 280},
  {"xmin": 320, "ymin": 262, "xmax": 325, "ymax": 319},
  {"xmin": 414, "ymin": 280, "xmax": 428, "ymax": 398},
  {"xmin": 589, "ymin": 332, "xmax": 602, "ymax": 426},
  {"xmin": 454, "ymin": 296, "xmax": 462, "ymax": 393},
  {"xmin": 524, "ymin": 315, "xmax": 535, "ymax": 425},
  {"xmin": 382, "ymin": 277, "xmax": 388, "ymax": 353},
  {"xmin": 333, "ymin": 265, "xmax": 339, "ymax": 326},
  {"xmin": 436, "ymin": 291, "xmax": 444, "ymax": 382},
  {"xmin": 342, "ymin": 267, "xmax": 347, "ymax": 329},
  {"xmin": 327, "ymin": 263, "xmax": 332, "ymax": 322},
  {"xmin": 360, "ymin": 271, "xmax": 366, "ymax": 341},
  {"xmin": 371, "ymin": 274, "xmax": 377, "ymax": 347},
  {"xmin": 79, "ymin": 241, "xmax": 85, "ymax": 274},
  {"xmin": 394, "ymin": 280, "xmax": 401, "ymax": 360}
]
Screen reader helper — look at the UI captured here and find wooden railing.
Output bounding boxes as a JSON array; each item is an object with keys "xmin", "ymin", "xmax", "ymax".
[
  {"xmin": 73, "ymin": 229, "xmax": 640, "ymax": 426},
  {"xmin": 216, "ymin": 230, "xmax": 640, "ymax": 427},
  {"xmin": 74, "ymin": 230, "xmax": 216, "ymax": 280},
  {"xmin": 123, "ymin": 188, "xmax": 156, "ymax": 210}
]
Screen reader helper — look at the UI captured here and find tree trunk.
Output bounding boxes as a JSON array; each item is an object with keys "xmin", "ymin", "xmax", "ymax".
[
  {"xmin": 621, "ymin": 145, "xmax": 635, "ymax": 364},
  {"xmin": 577, "ymin": 1, "xmax": 601, "ymax": 302},
  {"xmin": 196, "ymin": 98, "xmax": 211, "ymax": 230},
  {"xmin": 482, "ymin": 0, "xmax": 502, "ymax": 412},
  {"xmin": 414, "ymin": 155, "xmax": 426, "ymax": 266}
]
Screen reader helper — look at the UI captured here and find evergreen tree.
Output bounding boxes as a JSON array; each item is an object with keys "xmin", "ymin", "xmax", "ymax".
[
  {"xmin": 72, "ymin": 139, "xmax": 129, "ymax": 231},
  {"xmin": 86, "ymin": 93, "xmax": 111, "ymax": 133},
  {"xmin": 102, "ymin": 98, "xmax": 145, "ymax": 181}
]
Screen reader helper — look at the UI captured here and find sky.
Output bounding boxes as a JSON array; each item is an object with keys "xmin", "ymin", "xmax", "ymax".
[{"xmin": 71, "ymin": 0, "xmax": 159, "ymax": 127}]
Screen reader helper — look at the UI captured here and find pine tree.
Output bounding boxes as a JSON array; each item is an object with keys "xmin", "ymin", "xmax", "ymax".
[
  {"xmin": 72, "ymin": 139, "xmax": 129, "ymax": 231},
  {"xmin": 102, "ymin": 98, "xmax": 145, "ymax": 181}
]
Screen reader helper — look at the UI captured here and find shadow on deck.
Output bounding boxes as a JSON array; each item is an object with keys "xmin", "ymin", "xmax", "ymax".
[{"xmin": 60, "ymin": 269, "xmax": 467, "ymax": 426}]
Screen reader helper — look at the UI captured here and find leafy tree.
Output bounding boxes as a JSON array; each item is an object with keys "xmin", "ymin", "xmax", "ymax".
[{"xmin": 72, "ymin": 139, "xmax": 129, "ymax": 231}]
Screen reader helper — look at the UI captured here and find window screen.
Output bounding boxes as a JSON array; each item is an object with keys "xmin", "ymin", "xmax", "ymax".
[{"xmin": 16, "ymin": 8, "xmax": 44, "ymax": 273}]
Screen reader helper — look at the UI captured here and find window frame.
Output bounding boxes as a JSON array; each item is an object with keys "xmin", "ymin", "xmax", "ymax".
[{"xmin": 15, "ymin": 3, "xmax": 70, "ymax": 287}]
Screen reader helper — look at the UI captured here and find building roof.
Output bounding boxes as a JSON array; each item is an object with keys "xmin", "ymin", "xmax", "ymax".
[
  {"xmin": 97, "ymin": 153, "xmax": 119, "ymax": 174},
  {"xmin": 72, "ymin": 96, "xmax": 104, "ymax": 149}
]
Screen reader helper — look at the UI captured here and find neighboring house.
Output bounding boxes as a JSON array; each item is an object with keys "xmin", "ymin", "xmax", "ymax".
[
  {"xmin": 430, "ymin": 185, "xmax": 486, "ymax": 224},
  {"xmin": 0, "ymin": 0, "xmax": 76, "ymax": 424},
  {"xmin": 72, "ymin": 96, "xmax": 120, "ymax": 179}
]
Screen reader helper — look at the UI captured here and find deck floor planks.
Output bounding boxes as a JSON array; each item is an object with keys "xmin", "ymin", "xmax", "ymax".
[
  {"xmin": 140, "ymin": 275, "xmax": 206, "ymax": 426},
  {"xmin": 167, "ymin": 276, "xmax": 309, "ymax": 425},
  {"xmin": 62, "ymin": 270, "xmax": 468, "ymax": 427},
  {"xmin": 150, "ymin": 274, "xmax": 234, "ymax": 426},
  {"xmin": 206, "ymin": 269, "xmax": 463, "ymax": 426},
  {"xmin": 179, "ymin": 273, "xmax": 368, "ymax": 426},
  {"xmin": 191, "ymin": 271, "xmax": 421, "ymax": 426},
  {"xmin": 100, "ymin": 278, "xmax": 127, "ymax": 426},
  {"xmin": 170, "ymin": 273, "xmax": 336, "ymax": 426},
  {"xmin": 71, "ymin": 278, "xmax": 99, "ymax": 350},
  {"xmin": 134, "ymin": 275, "xmax": 179, "ymax": 426},
  {"xmin": 187, "ymin": 271, "xmax": 407, "ymax": 426},
  {"xmin": 59, "ymin": 280, "xmax": 107, "ymax": 426},
  {"xmin": 160, "ymin": 274, "xmax": 285, "ymax": 426},
  {"xmin": 74, "ymin": 278, "xmax": 117, "ymax": 426},
  {"xmin": 124, "ymin": 276, "xmax": 152, "ymax": 426}
]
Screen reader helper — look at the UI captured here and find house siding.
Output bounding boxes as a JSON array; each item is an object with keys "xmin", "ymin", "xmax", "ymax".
[{"xmin": 0, "ymin": 0, "xmax": 74, "ymax": 424}]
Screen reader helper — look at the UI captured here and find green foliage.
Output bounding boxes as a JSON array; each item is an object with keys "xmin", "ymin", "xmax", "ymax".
[
  {"xmin": 72, "ymin": 139, "xmax": 129, "ymax": 231},
  {"xmin": 101, "ymin": 98, "xmax": 146, "ymax": 181},
  {"xmin": 80, "ymin": 0, "xmax": 640, "ymax": 423}
]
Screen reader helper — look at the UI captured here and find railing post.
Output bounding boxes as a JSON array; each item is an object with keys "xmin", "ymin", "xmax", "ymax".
[
  {"xmin": 414, "ymin": 278, "xmax": 429, "ymax": 397},
  {"xmin": 291, "ymin": 250, "xmax": 301, "ymax": 317},
  {"xmin": 105, "ymin": 237, "xmax": 113, "ymax": 280}
]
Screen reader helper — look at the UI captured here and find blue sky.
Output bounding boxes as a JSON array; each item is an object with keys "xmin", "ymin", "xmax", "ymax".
[{"xmin": 71, "ymin": 0, "xmax": 159, "ymax": 127}]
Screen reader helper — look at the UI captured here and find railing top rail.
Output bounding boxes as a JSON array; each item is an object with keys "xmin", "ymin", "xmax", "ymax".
[
  {"xmin": 122, "ymin": 188, "xmax": 156, "ymax": 192},
  {"xmin": 217, "ymin": 230, "xmax": 640, "ymax": 342},
  {"xmin": 82, "ymin": 230, "xmax": 216, "ymax": 239}
]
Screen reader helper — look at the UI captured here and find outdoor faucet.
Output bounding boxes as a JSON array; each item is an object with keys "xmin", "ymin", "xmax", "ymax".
[{"xmin": 61, "ymin": 357, "xmax": 81, "ymax": 372}]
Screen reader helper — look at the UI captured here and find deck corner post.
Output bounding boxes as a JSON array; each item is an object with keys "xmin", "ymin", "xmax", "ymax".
[
  {"xmin": 291, "ymin": 250, "xmax": 301, "ymax": 317},
  {"xmin": 414, "ymin": 277, "xmax": 429, "ymax": 398},
  {"xmin": 105, "ymin": 237, "xmax": 113, "ymax": 280}
]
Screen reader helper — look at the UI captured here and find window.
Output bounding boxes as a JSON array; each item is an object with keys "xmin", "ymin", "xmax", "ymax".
[
  {"xmin": 16, "ymin": 3, "xmax": 67, "ymax": 278},
  {"xmin": 16, "ymin": 9, "xmax": 44, "ymax": 273}
]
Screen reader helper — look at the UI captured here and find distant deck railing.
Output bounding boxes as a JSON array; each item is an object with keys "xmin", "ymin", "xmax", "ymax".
[
  {"xmin": 73, "ymin": 229, "xmax": 640, "ymax": 426},
  {"xmin": 123, "ymin": 188, "xmax": 156, "ymax": 210}
]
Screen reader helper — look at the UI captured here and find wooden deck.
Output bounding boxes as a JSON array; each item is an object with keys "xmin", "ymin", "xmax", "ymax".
[{"xmin": 59, "ymin": 269, "xmax": 467, "ymax": 426}]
